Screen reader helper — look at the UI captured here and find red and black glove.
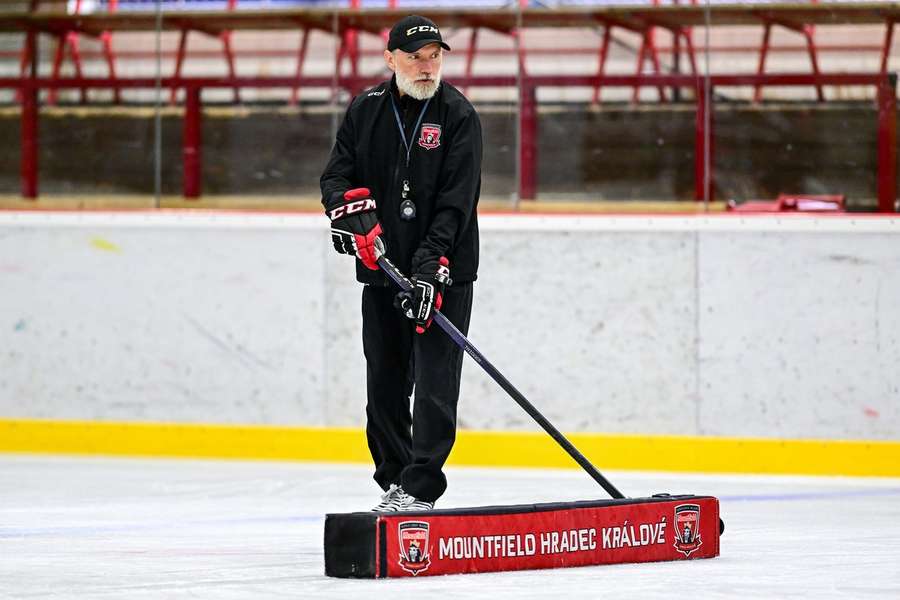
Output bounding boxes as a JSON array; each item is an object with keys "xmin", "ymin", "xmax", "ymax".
[
  {"xmin": 394, "ymin": 257, "xmax": 452, "ymax": 334},
  {"xmin": 326, "ymin": 188, "xmax": 383, "ymax": 271}
]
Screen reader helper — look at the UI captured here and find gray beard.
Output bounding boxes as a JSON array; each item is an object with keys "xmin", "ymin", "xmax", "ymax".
[{"xmin": 396, "ymin": 71, "xmax": 441, "ymax": 100}]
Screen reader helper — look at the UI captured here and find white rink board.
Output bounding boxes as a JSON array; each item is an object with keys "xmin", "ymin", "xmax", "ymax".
[{"xmin": 1, "ymin": 212, "xmax": 898, "ymax": 439}]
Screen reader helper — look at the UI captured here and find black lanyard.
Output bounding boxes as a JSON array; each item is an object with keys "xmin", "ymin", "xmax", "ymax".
[{"xmin": 390, "ymin": 94, "xmax": 432, "ymax": 168}]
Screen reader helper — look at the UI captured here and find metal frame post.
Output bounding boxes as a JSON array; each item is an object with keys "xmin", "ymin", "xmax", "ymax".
[
  {"xmin": 633, "ymin": 0, "xmax": 666, "ymax": 103},
  {"xmin": 877, "ymin": 73, "xmax": 897, "ymax": 213},
  {"xmin": 16, "ymin": 0, "xmax": 40, "ymax": 105},
  {"xmin": 803, "ymin": 25, "xmax": 825, "ymax": 101},
  {"xmin": 634, "ymin": 30, "xmax": 667, "ymax": 103},
  {"xmin": 755, "ymin": 20, "xmax": 824, "ymax": 102},
  {"xmin": 519, "ymin": 83, "xmax": 537, "ymax": 201},
  {"xmin": 101, "ymin": 0, "xmax": 119, "ymax": 103},
  {"xmin": 462, "ymin": 28, "xmax": 479, "ymax": 98},
  {"xmin": 21, "ymin": 20, "xmax": 39, "ymax": 199},
  {"xmin": 171, "ymin": 31, "xmax": 188, "ymax": 104},
  {"xmin": 48, "ymin": 0, "xmax": 87, "ymax": 105},
  {"xmin": 48, "ymin": 31, "xmax": 87, "ymax": 105},
  {"xmin": 183, "ymin": 86, "xmax": 202, "ymax": 199},
  {"xmin": 754, "ymin": 24, "xmax": 773, "ymax": 102},
  {"xmin": 21, "ymin": 80, "xmax": 38, "ymax": 199},
  {"xmin": 172, "ymin": 0, "xmax": 239, "ymax": 105},
  {"xmin": 289, "ymin": 28, "xmax": 310, "ymax": 106},
  {"xmin": 592, "ymin": 26, "xmax": 612, "ymax": 105},
  {"xmin": 695, "ymin": 81, "xmax": 713, "ymax": 201},
  {"xmin": 881, "ymin": 18, "xmax": 895, "ymax": 75},
  {"xmin": 337, "ymin": 0, "xmax": 362, "ymax": 95},
  {"xmin": 221, "ymin": 30, "xmax": 240, "ymax": 104}
]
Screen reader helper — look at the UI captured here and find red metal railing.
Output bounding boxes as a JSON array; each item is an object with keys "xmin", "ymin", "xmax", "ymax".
[
  {"xmin": 3, "ymin": 42, "xmax": 894, "ymax": 64},
  {"xmin": 15, "ymin": 1, "xmax": 900, "ymax": 109},
  {"xmin": 4, "ymin": 72, "xmax": 897, "ymax": 211}
]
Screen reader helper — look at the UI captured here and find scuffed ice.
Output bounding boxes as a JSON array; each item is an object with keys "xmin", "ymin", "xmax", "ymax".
[{"xmin": 1, "ymin": 456, "xmax": 898, "ymax": 599}]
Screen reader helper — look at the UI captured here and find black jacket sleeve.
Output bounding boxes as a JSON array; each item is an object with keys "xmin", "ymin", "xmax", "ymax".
[
  {"xmin": 319, "ymin": 103, "xmax": 357, "ymax": 209},
  {"xmin": 412, "ymin": 109, "xmax": 482, "ymax": 273}
]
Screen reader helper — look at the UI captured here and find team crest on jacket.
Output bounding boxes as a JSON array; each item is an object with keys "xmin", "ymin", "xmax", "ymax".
[
  {"xmin": 418, "ymin": 123, "xmax": 442, "ymax": 150},
  {"xmin": 398, "ymin": 521, "xmax": 432, "ymax": 575},
  {"xmin": 673, "ymin": 504, "xmax": 702, "ymax": 557}
]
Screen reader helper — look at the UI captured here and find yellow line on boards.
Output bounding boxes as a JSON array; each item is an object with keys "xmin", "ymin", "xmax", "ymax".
[
  {"xmin": 1, "ymin": 419, "xmax": 898, "ymax": 477},
  {"xmin": 0, "ymin": 419, "xmax": 370, "ymax": 463},
  {"xmin": 450, "ymin": 430, "xmax": 900, "ymax": 477}
]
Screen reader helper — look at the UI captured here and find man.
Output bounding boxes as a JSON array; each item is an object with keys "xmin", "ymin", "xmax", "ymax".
[{"xmin": 320, "ymin": 15, "xmax": 482, "ymax": 512}]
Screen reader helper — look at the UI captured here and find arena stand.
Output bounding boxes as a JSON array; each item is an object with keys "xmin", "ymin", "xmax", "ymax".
[{"xmin": 1, "ymin": 0, "xmax": 899, "ymax": 210}]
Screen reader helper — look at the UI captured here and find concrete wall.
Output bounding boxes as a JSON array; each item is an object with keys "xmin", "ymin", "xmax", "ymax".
[
  {"xmin": 0, "ymin": 103, "xmax": 889, "ymax": 208},
  {"xmin": 1, "ymin": 212, "xmax": 898, "ymax": 440}
]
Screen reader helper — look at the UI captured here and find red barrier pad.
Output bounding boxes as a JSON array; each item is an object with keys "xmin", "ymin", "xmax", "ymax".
[
  {"xmin": 325, "ymin": 495, "xmax": 721, "ymax": 578},
  {"xmin": 727, "ymin": 193, "xmax": 845, "ymax": 213}
]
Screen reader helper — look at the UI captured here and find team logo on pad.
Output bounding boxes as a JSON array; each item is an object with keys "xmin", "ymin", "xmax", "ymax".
[
  {"xmin": 398, "ymin": 521, "xmax": 432, "ymax": 575},
  {"xmin": 673, "ymin": 504, "xmax": 702, "ymax": 557},
  {"xmin": 418, "ymin": 123, "xmax": 442, "ymax": 150}
]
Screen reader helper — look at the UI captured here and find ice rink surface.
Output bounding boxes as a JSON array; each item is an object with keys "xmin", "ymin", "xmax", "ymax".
[{"xmin": 1, "ymin": 455, "xmax": 899, "ymax": 599}]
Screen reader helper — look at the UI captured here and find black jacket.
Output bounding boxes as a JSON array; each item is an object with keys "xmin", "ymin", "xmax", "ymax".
[{"xmin": 320, "ymin": 77, "xmax": 482, "ymax": 285}]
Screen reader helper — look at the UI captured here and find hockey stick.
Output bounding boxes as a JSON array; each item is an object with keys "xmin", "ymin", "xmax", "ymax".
[{"xmin": 375, "ymin": 248, "xmax": 625, "ymax": 500}]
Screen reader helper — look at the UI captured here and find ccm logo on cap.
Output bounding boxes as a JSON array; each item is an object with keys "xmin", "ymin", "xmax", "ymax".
[{"xmin": 406, "ymin": 25, "xmax": 439, "ymax": 36}]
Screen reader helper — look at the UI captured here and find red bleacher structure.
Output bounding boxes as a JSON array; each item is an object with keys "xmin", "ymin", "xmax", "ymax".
[{"xmin": 3, "ymin": 1, "xmax": 899, "ymax": 211}]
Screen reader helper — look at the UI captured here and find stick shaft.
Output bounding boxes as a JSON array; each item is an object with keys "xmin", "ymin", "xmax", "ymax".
[{"xmin": 376, "ymin": 254, "xmax": 625, "ymax": 500}]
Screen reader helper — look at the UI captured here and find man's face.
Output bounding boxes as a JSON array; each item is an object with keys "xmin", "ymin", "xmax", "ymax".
[{"xmin": 384, "ymin": 43, "xmax": 443, "ymax": 100}]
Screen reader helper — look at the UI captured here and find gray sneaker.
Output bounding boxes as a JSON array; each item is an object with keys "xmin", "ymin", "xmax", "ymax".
[
  {"xmin": 391, "ymin": 487, "xmax": 434, "ymax": 512},
  {"xmin": 371, "ymin": 484, "xmax": 401, "ymax": 512}
]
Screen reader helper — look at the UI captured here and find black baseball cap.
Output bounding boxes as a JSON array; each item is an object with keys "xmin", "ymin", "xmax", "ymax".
[{"xmin": 387, "ymin": 15, "xmax": 451, "ymax": 53}]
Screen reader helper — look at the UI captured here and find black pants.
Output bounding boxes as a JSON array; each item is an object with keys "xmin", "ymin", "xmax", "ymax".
[{"xmin": 362, "ymin": 281, "xmax": 473, "ymax": 503}]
